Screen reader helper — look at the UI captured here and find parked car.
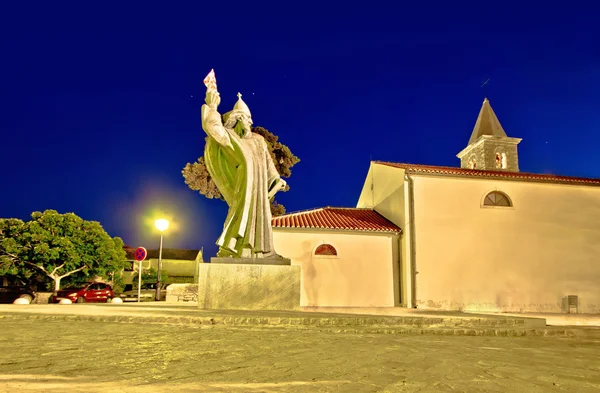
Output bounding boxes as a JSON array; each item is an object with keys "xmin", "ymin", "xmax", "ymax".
[
  {"xmin": 50, "ymin": 282, "xmax": 113, "ymax": 303},
  {"xmin": 0, "ymin": 276, "xmax": 36, "ymax": 304},
  {"xmin": 119, "ymin": 283, "xmax": 169, "ymax": 302}
]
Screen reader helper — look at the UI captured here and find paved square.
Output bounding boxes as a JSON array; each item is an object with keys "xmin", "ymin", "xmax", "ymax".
[{"xmin": 0, "ymin": 319, "xmax": 599, "ymax": 392}]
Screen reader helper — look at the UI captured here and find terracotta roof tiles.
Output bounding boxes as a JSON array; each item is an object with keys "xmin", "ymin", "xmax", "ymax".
[
  {"xmin": 375, "ymin": 161, "xmax": 600, "ymax": 187},
  {"xmin": 272, "ymin": 207, "xmax": 401, "ymax": 233}
]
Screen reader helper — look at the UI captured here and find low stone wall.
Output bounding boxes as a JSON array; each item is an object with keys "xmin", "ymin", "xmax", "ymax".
[
  {"xmin": 33, "ymin": 292, "xmax": 52, "ymax": 304},
  {"xmin": 166, "ymin": 284, "xmax": 198, "ymax": 303}
]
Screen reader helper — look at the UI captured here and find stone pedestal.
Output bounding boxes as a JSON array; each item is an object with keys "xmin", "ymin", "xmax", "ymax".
[{"xmin": 197, "ymin": 260, "xmax": 300, "ymax": 310}]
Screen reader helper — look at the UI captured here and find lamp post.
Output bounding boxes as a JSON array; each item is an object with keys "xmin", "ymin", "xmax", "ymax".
[{"xmin": 154, "ymin": 218, "xmax": 169, "ymax": 301}]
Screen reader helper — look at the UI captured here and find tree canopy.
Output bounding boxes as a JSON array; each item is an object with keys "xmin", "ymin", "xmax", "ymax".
[
  {"xmin": 136, "ymin": 267, "xmax": 169, "ymax": 289},
  {"xmin": 0, "ymin": 210, "xmax": 128, "ymax": 291},
  {"xmin": 182, "ymin": 126, "xmax": 300, "ymax": 216}
]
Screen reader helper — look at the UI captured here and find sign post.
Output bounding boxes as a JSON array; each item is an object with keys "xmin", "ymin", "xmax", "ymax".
[{"xmin": 134, "ymin": 247, "xmax": 148, "ymax": 303}]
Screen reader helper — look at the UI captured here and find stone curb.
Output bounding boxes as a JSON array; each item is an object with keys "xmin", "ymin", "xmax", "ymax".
[
  {"xmin": 0, "ymin": 313, "xmax": 576, "ymax": 337},
  {"xmin": 0, "ymin": 312, "xmax": 535, "ymax": 328}
]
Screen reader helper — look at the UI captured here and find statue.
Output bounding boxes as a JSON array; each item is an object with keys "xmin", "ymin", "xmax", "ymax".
[{"xmin": 200, "ymin": 69, "xmax": 287, "ymax": 259}]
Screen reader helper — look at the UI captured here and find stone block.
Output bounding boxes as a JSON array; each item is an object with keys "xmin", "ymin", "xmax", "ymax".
[
  {"xmin": 166, "ymin": 284, "xmax": 199, "ymax": 303},
  {"xmin": 197, "ymin": 263, "xmax": 300, "ymax": 310},
  {"xmin": 33, "ymin": 292, "xmax": 52, "ymax": 304}
]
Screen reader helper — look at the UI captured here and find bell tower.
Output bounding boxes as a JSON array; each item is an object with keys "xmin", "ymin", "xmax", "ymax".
[{"xmin": 457, "ymin": 98, "xmax": 522, "ymax": 172}]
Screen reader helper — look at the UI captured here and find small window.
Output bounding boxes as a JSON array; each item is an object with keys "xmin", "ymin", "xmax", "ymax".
[
  {"xmin": 483, "ymin": 191, "xmax": 512, "ymax": 207},
  {"xmin": 496, "ymin": 152, "xmax": 508, "ymax": 169},
  {"xmin": 315, "ymin": 244, "xmax": 337, "ymax": 256}
]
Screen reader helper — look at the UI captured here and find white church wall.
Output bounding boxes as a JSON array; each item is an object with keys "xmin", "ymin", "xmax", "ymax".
[
  {"xmin": 357, "ymin": 163, "xmax": 406, "ymax": 227},
  {"xmin": 357, "ymin": 163, "xmax": 410, "ymax": 306},
  {"xmin": 273, "ymin": 228, "xmax": 399, "ymax": 307},
  {"xmin": 412, "ymin": 174, "xmax": 600, "ymax": 313}
]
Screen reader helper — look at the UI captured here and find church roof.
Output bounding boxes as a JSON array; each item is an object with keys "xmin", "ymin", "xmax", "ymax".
[
  {"xmin": 272, "ymin": 207, "xmax": 401, "ymax": 233},
  {"xmin": 375, "ymin": 161, "xmax": 600, "ymax": 187},
  {"xmin": 468, "ymin": 98, "xmax": 508, "ymax": 145}
]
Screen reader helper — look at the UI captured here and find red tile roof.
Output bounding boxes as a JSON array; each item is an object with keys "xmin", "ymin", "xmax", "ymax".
[
  {"xmin": 375, "ymin": 161, "xmax": 600, "ymax": 187},
  {"xmin": 271, "ymin": 207, "xmax": 401, "ymax": 233}
]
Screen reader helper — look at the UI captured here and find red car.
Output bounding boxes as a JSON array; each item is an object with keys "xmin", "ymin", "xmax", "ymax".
[{"xmin": 50, "ymin": 282, "xmax": 113, "ymax": 303}]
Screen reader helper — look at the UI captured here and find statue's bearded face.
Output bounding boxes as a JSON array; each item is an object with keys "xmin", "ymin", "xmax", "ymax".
[{"xmin": 239, "ymin": 115, "xmax": 253, "ymax": 137}]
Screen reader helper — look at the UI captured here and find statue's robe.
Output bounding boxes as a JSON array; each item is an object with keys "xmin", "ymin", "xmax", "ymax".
[{"xmin": 201, "ymin": 104, "xmax": 281, "ymax": 258}]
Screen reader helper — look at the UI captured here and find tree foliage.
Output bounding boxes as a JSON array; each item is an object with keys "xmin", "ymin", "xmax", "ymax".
[
  {"xmin": 182, "ymin": 126, "xmax": 300, "ymax": 216},
  {"xmin": 134, "ymin": 267, "xmax": 169, "ymax": 289},
  {"xmin": 0, "ymin": 210, "xmax": 128, "ymax": 291},
  {"xmin": 0, "ymin": 218, "xmax": 28, "ymax": 278}
]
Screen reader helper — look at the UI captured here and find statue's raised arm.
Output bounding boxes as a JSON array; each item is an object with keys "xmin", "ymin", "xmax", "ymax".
[
  {"xmin": 199, "ymin": 69, "xmax": 288, "ymax": 260},
  {"xmin": 201, "ymin": 69, "xmax": 233, "ymax": 149}
]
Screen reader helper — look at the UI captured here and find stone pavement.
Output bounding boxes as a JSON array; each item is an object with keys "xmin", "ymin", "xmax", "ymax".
[
  {"xmin": 300, "ymin": 306, "xmax": 600, "ymax": 327},
  {"xmin": 0, "ymin": 303, "xmax": 573, "ymax": 337},
  {"xmin": 472, "ymin": 310, "xmax": 600, "ymax": 327},
  {"xmin": 0, "ymin": 316, "xmax": 599, "ymax": 392}
]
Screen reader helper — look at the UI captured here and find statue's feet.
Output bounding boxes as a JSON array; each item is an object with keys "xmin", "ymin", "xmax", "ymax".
[
  {"xmin": 217, "ymin": 247, "xmax": 286, "ymax": 260},
  {"xmin": 216, "ymin": 248, "xmax": 236, "ymax": 258}
]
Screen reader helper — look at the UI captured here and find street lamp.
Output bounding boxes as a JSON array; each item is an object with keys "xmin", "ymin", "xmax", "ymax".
[{"xmin": 154, "ymin": 218, "xmax": 169, "ymax": 301}]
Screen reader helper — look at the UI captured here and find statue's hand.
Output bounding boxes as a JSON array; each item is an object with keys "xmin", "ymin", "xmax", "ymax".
[
  {"xmin": 205, "ymin": 90, "xmax": 221, "ymax": 110},
  {"xmin": 278, "ymin": 178, "xmax": 288, "ymax": 191},
  {"xmin": 268, "ymin": 178, "xmax": 288, "ymax": 200}
]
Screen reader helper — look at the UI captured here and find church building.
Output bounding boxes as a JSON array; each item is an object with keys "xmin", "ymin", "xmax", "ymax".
[{"xmin": 272, "ymin": 98, "xmax": 600, "ymax": 313}]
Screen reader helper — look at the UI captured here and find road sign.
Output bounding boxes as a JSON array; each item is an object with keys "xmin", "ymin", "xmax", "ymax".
[
  {"xmin": 134, "ymin": 247, "xmax": 147, "ymax": 262},
  {"xmin": 134, "ymin": 246, "xmax": 147, "ymax": 303}
]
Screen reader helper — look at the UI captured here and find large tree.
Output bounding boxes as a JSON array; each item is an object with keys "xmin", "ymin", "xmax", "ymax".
[
  {"xmin": 182, "ymin": 126, "xmax": 300, "ymax": 216},
  {"xmin": 0, "ymin": 210, "xmax": 128, "ymax": 291},
  {"xmin": 0, "ymin": 218, "xmax": 29, "ymax": 279}
]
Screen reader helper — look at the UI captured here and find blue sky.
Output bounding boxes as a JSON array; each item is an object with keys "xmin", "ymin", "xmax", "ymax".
[{"xmin": 1, "ymin": 2, "xmax": 598, "ymax": 257}]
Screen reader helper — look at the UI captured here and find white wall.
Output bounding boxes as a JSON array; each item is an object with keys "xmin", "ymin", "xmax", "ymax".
[
  {"xmin": 412, "ymin": 175, "xmax": 600, "ymax": 313},
  {"xmin": 273, "ymin": 229, "xmax": 399, "ymax": 307},
  {"xmin": 357, "ymin": 163, "xmax": 406, "ymax": 227},
  {"xmin": 357, "ymin": 163, "xmax": 411, "ymax": 306}
]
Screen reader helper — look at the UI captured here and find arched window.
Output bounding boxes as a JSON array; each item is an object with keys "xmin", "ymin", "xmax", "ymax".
[
  {"xmin": 483, "ymin": 191, "xmax": 512, "ymax": 207},
  {"xmin": 495, "ymin": 152, "xmax": 508, "ymax": 169},
  {"xmin": 314, "ymin": 244, "xmax": 337, "ymax": 256}
]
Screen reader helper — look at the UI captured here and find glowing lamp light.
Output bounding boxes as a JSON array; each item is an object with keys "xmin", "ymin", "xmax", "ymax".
[
  {"xmin": 155, "ymin": 219, "xmax": 169, "ymax": 232},
  {"xmin": 153, "ymin": 218, "xmax": 169, "ymax": 301}
]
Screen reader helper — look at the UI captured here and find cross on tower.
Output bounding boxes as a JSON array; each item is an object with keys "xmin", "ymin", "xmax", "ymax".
[{"xmin": 481, "ymin": 78, "xmax": 490, "ymax": 98}]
